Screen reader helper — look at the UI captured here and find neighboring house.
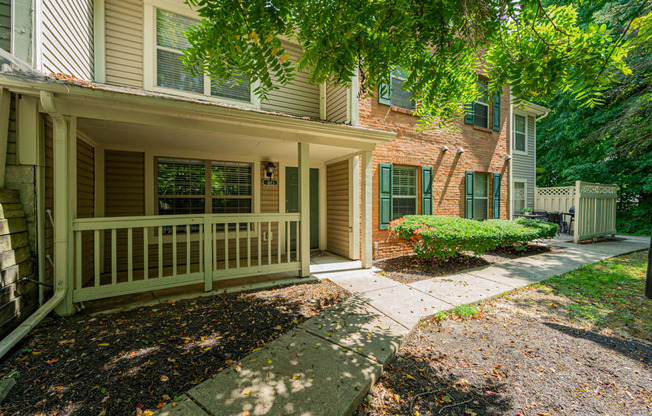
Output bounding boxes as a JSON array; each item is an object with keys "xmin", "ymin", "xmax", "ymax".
[
  {"xmin": 509, "ymin": 101, "xmax": 550, "ymax": 216},
  {"xmin": 0, "ymin": 0, "xmax": 546, "ymax": 329}
]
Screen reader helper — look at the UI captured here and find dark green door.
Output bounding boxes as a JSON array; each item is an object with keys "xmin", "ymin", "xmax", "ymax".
[{"xmin": 285, "ymin": 167, "xmax": 319, "ymax": 249}]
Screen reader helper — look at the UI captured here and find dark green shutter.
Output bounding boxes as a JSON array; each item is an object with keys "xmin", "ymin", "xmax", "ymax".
[
  {"xmin": 465, "ymin": 171, "xmax": 475, "ymax": 219},
  {"xmin": 421, "ymin": 166, "xmax": 433, "ymax": 215},
  {"xmin": 378, "ymin": 82, "xmax": 391, "ymax": 106},
  {"xmin": 492, "ymin": 94, "xmax": 501, "ymax": 131},
  {"xmin": 464, "ymin": 102, "xmax": 474, "ymax": 124},
  {"xmin": 492, "ymin": 173, "xmax": 501, "ymax": 219},
  {"xmin": 379, "ymin": 163, "xmax": 393, "ymax": 229}
]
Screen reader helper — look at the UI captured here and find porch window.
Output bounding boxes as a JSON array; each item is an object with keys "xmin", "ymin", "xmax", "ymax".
[
  {"xmin": 157, "ymin": 158, "xmax": 253, "ymax": 217},
  {"xmin": 514, "ymin": 180, "xmax": 526, "ymax": 214},
  {"xmin": 473, "ymin": 172, "xmax": 489, "ymax": 220},
  {"xmin": 513, "ymin": 114, "xmax": 527, "ymax": 152},
  {"xmin": 392, "ymin": 166, "xmax": 417, "ymax": 219},
  {"xmin": 155, "ymin": 9, "xmax": 251, "ymax": 102},
  {"xmin": 473, "ymin": 79, "xmax": 489, "ymax": 129}
]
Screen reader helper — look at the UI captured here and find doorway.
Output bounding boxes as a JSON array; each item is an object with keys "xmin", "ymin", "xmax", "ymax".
[{"xmin": 285, "ymin": 167, "xmax": 319, "ymax": 249}]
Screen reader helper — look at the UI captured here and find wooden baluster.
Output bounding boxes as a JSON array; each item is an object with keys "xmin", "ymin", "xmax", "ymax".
[
  {"xmin": 94, "ymin": 229, "xmax": 100, "ymax": 286},
  {"xmin": 127, "ymin": 228, "xmax": 133, "ymax": 283},
  {"xmin": 223, "ymin": 223, "xmax": 228, "ymax": 270},
  {"xmin": 186, "ymin": 224, "xmax": 191, "ymax": 276},
  {"xmin": 75, "ymin": 231, "xmax": 82, "ymax": 290},
  {"xmin": 235, "ymin": 223, "xmax": 240, "ymax": 269},
  {"xmin": 158, "ymin": 226, "xmax": 163, "ymax": 278},
  {"xmin": 257, "ymin": 222, "xmax": 262, "ymax": 267},
  {"xmin": 111, "ymin": 229, "xmax": 117, "ymax": 285},
  {"xmin": 286, "ymin": 221, "xmax": 290, "ymax": 263},
  {"xmin": 295, "ymin": 221, "xmax": 300, "ymax": 263},
  {"xmin": 199, "ymin": 222, "xmax": 203, "ymax": 273},
  {"xmin": 247, "ymin": 222, "xmax": 251, "ymax": 268},
  {"xmin": 143, "ymin": 227, "xmax": 149, "ymax": 280},
  {"xmin": 172, "ymin": 226, "xmax": 177, "ymax": 276}
]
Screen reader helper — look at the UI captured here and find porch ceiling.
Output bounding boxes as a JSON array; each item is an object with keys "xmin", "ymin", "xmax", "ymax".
[{"xmin": 78, "ymin": 118, "xmax": 358, "ymax": 162}]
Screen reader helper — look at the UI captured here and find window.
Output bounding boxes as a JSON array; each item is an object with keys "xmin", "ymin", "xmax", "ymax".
[
  {"xmin": 473, "ymin": 79, "xmax": 489, "ymax": 129},
  {"xmin": 513, "ymin": 180, "xmax": 526, "ymax": 214},
  {"xmin": 392, "ymin": 166, "xmax": 417, "ymax": 219},
  {"xmin": 154, "ymin": 9, "xmax": 251, "ymax": 102},
  {"xmin": 473, "ymin": 172, "xmax": 489, "ymax": 220},
  {"xmin": 379, "ymin": 68, "xmax": 416, "ymax": 110},
  {"xmin": 157, "ymin": 158, "xmax": 253, "ymax": 218},
  {"xmin": 513, "ymin": 114, "xmax": 527, "ymax": 152}
]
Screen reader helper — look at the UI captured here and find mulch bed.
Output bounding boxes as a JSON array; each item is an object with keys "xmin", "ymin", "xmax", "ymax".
[
  {"xmin": 357, "ymin": 295, "xmax": 652, "ymax": 415},
  {"xmin": 0, "ymin": 280, "xmax": 350, "ymax": 416},
  {"xmin": 375, "ymin": 244, "xmax": 557, "ymax": 283}
]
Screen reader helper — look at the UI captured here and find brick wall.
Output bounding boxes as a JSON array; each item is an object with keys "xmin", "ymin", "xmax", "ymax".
[{"xmin": 358, "ymin": 87, "xmax": 511, "ymax": 259}]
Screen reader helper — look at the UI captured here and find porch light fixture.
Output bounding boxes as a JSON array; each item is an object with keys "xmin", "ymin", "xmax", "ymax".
[
  {"xmin": 265, "ymin": 161, "xmax": 276, "ymax": 179},
  {"xmin": 457, "ymin": 147, "xmax": 465, "ymax": 154},
  {"xmin": 505, "ymin": 155, "xmax": 512, "ymax": 160},
  {"xmin": 441, "ymin": 145, "xmax": 449, "ymax": 152}
]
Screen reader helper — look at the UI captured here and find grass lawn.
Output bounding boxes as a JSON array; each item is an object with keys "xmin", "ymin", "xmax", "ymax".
[{"xmin": 357, "ymin": 250, "xmax": 651, "ymax": 416}]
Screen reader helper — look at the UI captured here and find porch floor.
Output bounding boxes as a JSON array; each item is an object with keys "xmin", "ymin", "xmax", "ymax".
[{"xmin": 80, "ymin": 251, "xmax": 361, "ymax": 314}]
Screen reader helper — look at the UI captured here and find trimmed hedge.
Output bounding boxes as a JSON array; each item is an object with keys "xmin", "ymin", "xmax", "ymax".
[{"xmin": 389, "ymin": 216, "xmax": 558, "ymax": 260}]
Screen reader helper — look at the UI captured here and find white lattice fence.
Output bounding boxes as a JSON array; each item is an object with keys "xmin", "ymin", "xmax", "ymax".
[
  {"xmin": 535, "ymin": 186, "xmax": 575, "ymax": 213},
  {"xmin": 574, "ymin": 181, "xmax": 617, "ymax": 242}
]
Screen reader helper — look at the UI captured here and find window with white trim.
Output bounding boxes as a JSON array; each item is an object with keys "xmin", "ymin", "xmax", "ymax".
[
  {"xmin": 513, "ymin": 180, "xmax": 526, "ymax": 214},
  {"xmin": 390, "ymin": 69, "xmax": 416, "ymax": 110},
  {"xmin": 513, "ymin": 114, "xmax": 527, "ymax": 152},
  {"xmin": 473, "ymin": 79, "xmax": 489, "ymax": 129},
  {"xmin": 154, "ymin": 8, "xmax": 251, "ymax": 103},
  {"xmin": 473, "ymin": 172, "xmax": 489, "ymax": 220},
  {"xmin": 392, "ymin": 166, "xmax": 417, "ymax": 219}
]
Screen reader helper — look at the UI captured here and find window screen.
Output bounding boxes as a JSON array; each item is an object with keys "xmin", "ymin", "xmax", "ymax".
[
  {"xmin": 514, "ymin": 114, "xmax": 526, "ymax": 152},
  {"xmin": 391, "ymin": 77, "xmax": 416, "ymax": 110},
  {"xmin": 392, "ymin": 166, "xmax": 417, "ymax": 219},
  {"xmin": 211, "ymin": 162, "xmax": 253, "ymax": 214},
  {"xmin": 473, "ymin": 173, "xmax": 489, "ymax": 220},
  {"xmin": 514, "ymin": 181, "xmax": 526, "ymax": 213},
  {"xmin": 473, "ymin": 80, "xmax": 489, "ymax": 128}
]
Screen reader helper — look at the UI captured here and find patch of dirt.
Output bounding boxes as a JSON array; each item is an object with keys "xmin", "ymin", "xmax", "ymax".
[
  {"xmin": 0, "ymin": 281, "xmax": 350, "ymax": 416},
  {"xmin": 357, "ymin": 289, "xmax": 652, "ymax": 416},
  {"xmin": 375, "ymin": 244, "xmax": 558, "ymax": 283}
]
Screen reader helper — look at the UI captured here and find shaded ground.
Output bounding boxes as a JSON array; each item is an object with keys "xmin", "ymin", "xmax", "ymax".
[
  {"xmin": 376, "ymin": 243, "xmax": 556, "ymax": 283},
  {"xmin": 0, "ymin": 281, "xmax": 349, "ymax": 416},
  {"xmin": 359, "ymin": 250, "xmax": 651, "ymax": 415}
]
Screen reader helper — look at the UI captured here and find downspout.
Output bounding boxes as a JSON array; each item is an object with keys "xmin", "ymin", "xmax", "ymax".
[{"xmin": 0, "ymin": 92, "xmax": 67, "ymax": 359}]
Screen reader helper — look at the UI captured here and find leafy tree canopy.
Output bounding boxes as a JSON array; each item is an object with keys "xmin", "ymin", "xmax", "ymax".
[{"xmin": 183, "ymin": 0, "xmax": 651, "ymax": 127}]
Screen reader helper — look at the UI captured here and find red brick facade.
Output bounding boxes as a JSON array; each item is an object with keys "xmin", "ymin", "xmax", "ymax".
[{"xmin": 357, "ymin": 87, "xmax": 511, "ymax": 259}]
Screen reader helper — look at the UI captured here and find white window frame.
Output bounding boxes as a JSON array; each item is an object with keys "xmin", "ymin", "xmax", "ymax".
[
  {"xmin": 513, "ymin": 178, "xmax": 528, "ymax": 214},
  {"xmin": 143, "ymin": 0, "xmax": 261, "ymax": 108},
  {"xmin": 390, "ymin": 70, "xmax": 416, "ymax": 111},
  {"xmin": 473, "ymin": 79, "xmax": 490, "ymax": 129},
  {"xmin": 513, "ymin": 111, "xmax": 528, "ymax": 155},
  {"xmin": 392, "ymin": 165, "xmax": 418, "ymax": 219}
]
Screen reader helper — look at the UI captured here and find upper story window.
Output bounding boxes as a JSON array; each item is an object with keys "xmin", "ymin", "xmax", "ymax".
[
  {"xmin": 151, "ymin": 7, "xmax": 252, "ymax": 104},
  {"xmin": 379, "ymin": 69, "xmax": 416, "ymax": 111},
  {"xmin": 473, "ymin": 79, "xmax": 490, "ymax": 129},
  {"xmin": 513, "ymin": 114, "xmax": 527, "ymax": 153}
]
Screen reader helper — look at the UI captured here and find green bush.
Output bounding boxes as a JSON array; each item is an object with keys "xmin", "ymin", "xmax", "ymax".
[{"xmin": 389, "ymin": 216, "xmax": 558, "ymax": 260}]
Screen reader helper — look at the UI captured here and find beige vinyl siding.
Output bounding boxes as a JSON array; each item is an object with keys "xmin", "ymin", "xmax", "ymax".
[
  {"xmin": 42, "ymin": 0, "xmax": 94, "ymax": 79},
  {"xmin": 105, "ymin": 0, "xmax": 144, "ymax": 87},
  {"xmin": 512, "ymin": 114, "xmax": 536, "ymax": 210},
  {"xmin": 77, "ymin": 140, "xmax": 95, "ymax": 284},
  {"xmin": 260, "ymin": 162, "xmax": 279, "ymax": 257},
  {"xmin": 326, "ymin": 84, "xmax": 348, "ymax": 123},
  {"xmin": 44, "ymin": 118, "xmax": 54, "ymax": 288},
  {"xmin": 261, "ymin": 41, "xmax": 320, "ymax": 118},
  {"xmin": 326, "ymin": 160, "xmax": 349, "ymax": 258},
  {"xmin": 0, "ymin": 0, "xmax": 10, "ymax": 52}
]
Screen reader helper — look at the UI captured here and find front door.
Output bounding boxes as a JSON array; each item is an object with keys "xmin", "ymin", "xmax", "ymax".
[{"xmin": 285, "ymin": 167, "xmax": 319, "ymax": 249}]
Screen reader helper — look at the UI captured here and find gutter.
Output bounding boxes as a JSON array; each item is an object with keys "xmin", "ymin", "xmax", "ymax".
[{"xmin": 0, "ymin": 92, "xmax": 67, "ymax": 359}]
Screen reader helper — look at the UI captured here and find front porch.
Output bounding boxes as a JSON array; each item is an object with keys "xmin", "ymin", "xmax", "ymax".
[{"xmin": 7, "ymin": 77, "xmax": 395, "ymax": 316}]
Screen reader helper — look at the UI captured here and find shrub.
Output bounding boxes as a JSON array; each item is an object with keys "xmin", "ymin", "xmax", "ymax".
[{"xmin": 389, "ymin": 216, "xmax": 557, "ymax": 260}]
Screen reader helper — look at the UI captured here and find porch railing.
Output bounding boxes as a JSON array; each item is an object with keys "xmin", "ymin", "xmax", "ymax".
[{"xmin": 72, "ymin": 213, "xmax": 302, "ymax": 302}]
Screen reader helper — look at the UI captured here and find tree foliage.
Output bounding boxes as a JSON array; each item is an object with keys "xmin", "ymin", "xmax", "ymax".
[
  {"xmin": 537, "ymin": 0, "xmax": 652, "ymax": 235},
  {"xmin": 183, "ymin": 0, "xmax": 651, "ymax": 127}
]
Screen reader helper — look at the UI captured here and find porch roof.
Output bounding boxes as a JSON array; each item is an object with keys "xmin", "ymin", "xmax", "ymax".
[{"xmin": 0, "ymin": 72, "xmax": 395, "ymax": 152}]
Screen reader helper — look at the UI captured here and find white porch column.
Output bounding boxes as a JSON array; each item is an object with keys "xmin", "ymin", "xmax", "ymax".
[
  {"xmin": 298, "ymin": 142, "xmax": 311, "ymax": 277},
  {"xmin": 361, "ymin": 150, "xmax": 373, "ymax": 268},
  {"xmin": 53, "ymin": 116, "xmax": 75, "ymax": 316}
]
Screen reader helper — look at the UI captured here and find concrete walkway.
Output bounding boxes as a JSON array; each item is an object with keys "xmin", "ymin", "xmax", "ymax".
[{"xmin": 157, "ymin": 236, "xmax": 649, "ymax": 416}]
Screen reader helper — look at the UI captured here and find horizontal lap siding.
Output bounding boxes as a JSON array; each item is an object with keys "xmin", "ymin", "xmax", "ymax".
[
  {"xmin": 326, "ymin": 85, "xmax": 348, "ymax": 123},
  {"xmin": 327, "ymin": 161, "xmax": 349, "ymax": 258},
  {"xmin": 77, "ymin": 140, "xmax": 95, "ymax": 285},
  {"xmin": 261, "ymin": 41, "xmax": 320, "ymax": 118},
  {"xmin": 0, "ymin": 0, "xmax": 10, "ymax": 52},
  {"xmin": 44, "ymin": 118, "xmax": 54, "ymax": 288},
  {"xmin": 105, "ymin": 0, "xmax": 143, "ymax": 87},
  {"xmin": 511, "ymin": 115, "xmax": 536, "ymax": 210},
  {"xmin": 42, "ymin": 0, "xmax": 94, "ymax": 80}
]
